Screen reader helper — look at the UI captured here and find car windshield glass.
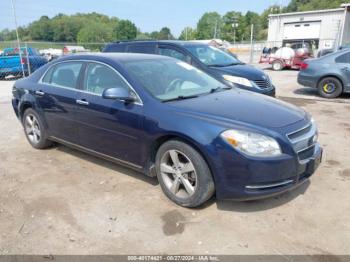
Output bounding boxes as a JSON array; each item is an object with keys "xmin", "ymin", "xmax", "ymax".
[
  {"xmin": 123, "ymin": 59, "xmax": 227, "ymax": 101},
  {"xmin": 185, "ymin": 45, "xmax": 241, "ymax": 66}
]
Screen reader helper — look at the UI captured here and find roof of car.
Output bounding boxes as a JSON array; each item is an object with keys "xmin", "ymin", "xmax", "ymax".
[
  {"xmin": 57, "ymin": 52, "xmax": 173, "ymax": 63},
  {"xmin": 108, "ymin": 40, "xmax": 207, "ymax": 47}
]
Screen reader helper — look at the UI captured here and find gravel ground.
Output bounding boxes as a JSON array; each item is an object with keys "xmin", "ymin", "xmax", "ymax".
[{"xmin": 0, "ymin": 69, "xmax": 350, "ymax": 255}]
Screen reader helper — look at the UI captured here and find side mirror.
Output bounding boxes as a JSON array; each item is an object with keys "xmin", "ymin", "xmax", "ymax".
[{"xmin": 102, "ymin": 87, "xmax": 136, "ymax": 103}]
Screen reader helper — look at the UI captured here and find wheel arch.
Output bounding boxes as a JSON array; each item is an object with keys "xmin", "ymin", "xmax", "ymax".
[
  {"xmin": 148, "ymin": 133, "xmax": 216, "ymax": 181},
  {"xmin": 317, "ymin": 74, "xmax": 344, "ymax": 90}
]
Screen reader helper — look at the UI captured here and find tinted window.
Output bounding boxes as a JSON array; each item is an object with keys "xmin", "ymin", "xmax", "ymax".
[
  {"xmin": 123, "ymin": 59, "xmax": 226, "ymax": 101},
  {"xmin": 185, "ymin": 45, "xmax": 241, "ymax": 66},
  {"xmin": 128, "ymin": 45, "xmax": 155, "ymax": 54},
  {"xmin": 48, "ymin": 62, "xmax": 83, "ymax": 88},
  {"xmin": 42, "ymin": 66, "xmax": 55, "ymax": 83},
  {"xmin": 158, "ymin": 47, "xmax": 187, "ymax": 62},
  {"xmin": 84, "ymin": 63, "xmax": 130, "ymax": 95},
  {"xmin": 104, "ymin": 44, "xmax": 126, "ymax": 52},
  {"xmin": 335, "ymin": 52, "xmax": 350, "ymax": 63}
]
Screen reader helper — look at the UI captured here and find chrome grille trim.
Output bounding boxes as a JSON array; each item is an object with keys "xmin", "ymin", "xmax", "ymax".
[
  {"xmin": 287, "ymin": 122, "xmax": 317, "ymax": 161},
  {"xmin": 253, "ymin": 79, "xmax": 272, "ymax": 89}
]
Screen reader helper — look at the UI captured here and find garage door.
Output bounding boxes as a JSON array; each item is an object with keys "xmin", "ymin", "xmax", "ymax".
[{"xmin": 283, "ymin": 21, "xmax": 321, "ymax": 40}]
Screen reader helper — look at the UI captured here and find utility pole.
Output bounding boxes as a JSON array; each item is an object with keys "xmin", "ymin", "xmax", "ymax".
[
  {"xmin": 232, "ymin": 17, "xmax": 239, "ymax": 46},
  {"xmin": 213, "ymin": 20, "xmax": 218, "ymax": 39},
  {"xmin": 249, "ymin": 24, "xmax": 254, "ymax": 64},
  {"xmin": 11, "ymin": 0, "xmax": 25, "ymax": 78}
]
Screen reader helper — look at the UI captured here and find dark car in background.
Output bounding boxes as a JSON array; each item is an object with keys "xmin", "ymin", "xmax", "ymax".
[
  {"xmin": 103, "ymin": 41, "xmax": 276, "ymax": 96},
  {"xmin": 12, "ymin": 53, "xmax": 321, "ymax": 207},
  {"xmin": 298, "ymin": 49, "xmax": 350, "ymax": 98},
  {"xmin": 0, "ymin": 47, "xmax": 48, "ymax": 79}
]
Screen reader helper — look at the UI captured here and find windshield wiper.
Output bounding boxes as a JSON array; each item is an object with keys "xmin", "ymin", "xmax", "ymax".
[
  {"xmin": 208, "ymin": 62, "xmax": 242, "ymax": 67},
  {"xmin": 162, "ymin": 95, "xmax": 199, "ymax": 102},
  {"xmin": 209, "ymin": 86, "xmax": 232, "ymax": 94}
]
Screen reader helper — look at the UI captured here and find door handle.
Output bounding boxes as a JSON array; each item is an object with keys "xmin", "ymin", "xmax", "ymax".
[
  {"xmin": 76, "ymin": 99, "xmax": 89, "ymax": 106},
  {"xmin": 341, "ymin": 67, "xmax": 350, "ymax": 72},
  {"xmin": 35, "ymin": 90, "xmax": 45, "ymax": 96}
]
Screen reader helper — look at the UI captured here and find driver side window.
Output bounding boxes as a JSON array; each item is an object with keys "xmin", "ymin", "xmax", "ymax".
[
  {"xmin": 84, "ymin": 63, "xmax": 130, "ymax": 95},
  {"xmin": 158, "ymin": 47, "xmax": 188, "ymax": 62}
]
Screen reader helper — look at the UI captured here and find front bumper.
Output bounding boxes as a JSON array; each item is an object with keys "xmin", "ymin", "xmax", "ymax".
[{"xmin": 213, "ymin": 142, "xmax": 322, "ymax": 201}]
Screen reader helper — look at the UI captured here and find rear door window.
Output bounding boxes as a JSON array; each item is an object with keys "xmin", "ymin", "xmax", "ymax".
[
  {"xmin": 43, "ymin": 62, "xmax": 83, "ymax": 89},
  {"xmin": 335, "ymin": 52, "xmax": 350, "ymax": 63}
]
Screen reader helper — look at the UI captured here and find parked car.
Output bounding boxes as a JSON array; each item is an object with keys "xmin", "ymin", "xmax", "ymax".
[
  {"xmin": 62, "ymin": 45, "xmax": 89, "ymax": 55},
  {"xmin": 298, "ymin": 49, "xmax": 350, "ymax": 98},
  {"xmin": 0, "ymin": 47, "xmax": 48, "ymax": 79},
  {"xmin": 317, "ymin": 44, "xmax": 350, "ymax": 57},
  {"xmin": 12, "ymin": 53, "xmax": 322, "ymax": 207},
  {"xmin": 103, "ymin": 41, "xmax": 276, "ymax": 96}
]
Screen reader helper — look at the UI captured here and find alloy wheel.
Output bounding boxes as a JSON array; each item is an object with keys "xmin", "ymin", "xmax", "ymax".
[
  {"xmin": 24, "ymin": 114, "xmax": 41, "ymax": 144},
  {"xmin": 160, "ymin": 150, "xmax": 197, "ymax": 199}
]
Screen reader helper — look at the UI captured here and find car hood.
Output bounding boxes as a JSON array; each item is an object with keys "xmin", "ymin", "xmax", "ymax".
[
  {"xmin": 169, "ymin": 90, "xmax": 306, "ymax": 129},
  {"xmin": 209, "ymin": 63, "xmax": 267, "ymax": 80}
]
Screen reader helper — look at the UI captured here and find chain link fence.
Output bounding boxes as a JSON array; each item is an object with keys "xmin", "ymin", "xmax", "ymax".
[
  {"xmin": 0, "ymin": 38, "xmax": 340, "ymax": 80},
  {"xmin": 0, "ymin": 41, "xmax": 107, "ymax": 80}
]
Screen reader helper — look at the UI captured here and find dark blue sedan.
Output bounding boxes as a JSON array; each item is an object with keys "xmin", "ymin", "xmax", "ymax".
[{"xmin": 12, "ymin": 53, "xmax": 322, "ymax": 207}]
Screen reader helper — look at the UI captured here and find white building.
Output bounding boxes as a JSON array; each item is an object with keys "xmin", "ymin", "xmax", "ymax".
[{"xmin": 267, "ymin": 3, "xmax": 350, "ymax": 51}]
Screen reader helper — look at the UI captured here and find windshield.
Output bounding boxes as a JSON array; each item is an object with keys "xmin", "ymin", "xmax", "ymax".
[
  {"xmin": 123, "ymin": 59, "xmax": 227, "ymax": 101},
  {"xmin": 185, "ymin": 45, "xmax": 241, "ymax": 67}
]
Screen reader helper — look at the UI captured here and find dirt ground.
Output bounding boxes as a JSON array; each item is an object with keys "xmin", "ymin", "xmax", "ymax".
[{"xmin": 0, "ymin": 67, "xmax": 350, "ymax": 255}]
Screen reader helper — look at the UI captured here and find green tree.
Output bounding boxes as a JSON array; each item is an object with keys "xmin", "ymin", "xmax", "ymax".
[
  {"xmin": 113, "ymin": 20, "xmax": 137, "ymax": 40},
  {"xmin": 179, "ymin": 27, "xmax": 197, "ymax": 40},
  {"xmin": 196, "ymin": 12, "xmax": 222, "ymax": 39},
  {"xmin": 77, "ymin": 22, "xmax": 113, "ymax": 43},
  {"xmin": 157, "ymin": 27, "xmax": 174, "ymax": 40},
  {"xmin": 28, "ymin": 16, "xmax": 53, "ymax": 41}
]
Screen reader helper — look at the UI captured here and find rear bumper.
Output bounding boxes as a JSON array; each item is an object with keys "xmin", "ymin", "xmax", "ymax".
[
  {"xmin": 213, "ymin": 141, "xmax": 322, "ymax": 201},
  {"xmin": 297, "ymin": 72, "xmax": 317, "ymax": 88}
]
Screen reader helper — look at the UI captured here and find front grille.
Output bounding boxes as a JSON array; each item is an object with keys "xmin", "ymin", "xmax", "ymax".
[
  {"xmin": 287, "ymin": 122, "xmax": 317, "ymax": 162},
  {"xmin": 253, "ymin": 78, "xmax": 272, "ymax": 89}
]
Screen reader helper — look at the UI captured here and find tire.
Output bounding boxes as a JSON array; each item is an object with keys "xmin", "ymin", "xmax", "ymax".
[
  {"xmin": 272, "ymin": 60, "xmax": 283, "ymax": 71},
  {"xmin": 155, "ymin": 140, "xmax": 215, "ymax": 208},
  {"xmin": 22, "ymin": 108, "xmax": 52, "ymax": 149},
  {"xmin": 317, "ymin": 77, "xmax": 343, "ymax": 98}
]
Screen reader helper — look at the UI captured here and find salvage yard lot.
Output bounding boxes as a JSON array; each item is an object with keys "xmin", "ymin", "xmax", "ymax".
[{"xmin": 0, "ymin": 68, "xmax": 350, "ymax": 255}]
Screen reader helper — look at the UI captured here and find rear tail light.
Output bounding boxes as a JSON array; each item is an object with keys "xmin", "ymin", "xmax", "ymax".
[
  {"xmin": 21, "ymin": 57, "xmax": 27, "ymax": 64},
  {"xmin": 300, "ymin": 62, "xmax": 308, "ymax": 70}
]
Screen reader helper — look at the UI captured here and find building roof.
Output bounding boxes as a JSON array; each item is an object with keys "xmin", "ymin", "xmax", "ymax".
[{"xmin": 268, "ymin": 7, "xmax": 345, "ymax": 18}]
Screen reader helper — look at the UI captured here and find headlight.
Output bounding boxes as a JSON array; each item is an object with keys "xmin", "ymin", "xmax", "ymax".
[
  {"xmin": 221, "ymin": 129, "xmax": 282, "ymax": 157},
  {"xmin": 223, "ymin": 75, "xmax": 253, "ymax": 87}
]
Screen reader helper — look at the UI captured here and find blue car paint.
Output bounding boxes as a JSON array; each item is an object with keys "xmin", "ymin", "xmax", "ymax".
[
  {"xmin": 0, "ymin": 47, "xmax": 47, "ymax": 77},
  {"xmin": 103, "ymin": 41, "xmax": 276, "ymax": 96},
  {"xmin": 12, "ymin": 53, "xmax": 322, "ymax": 200}
]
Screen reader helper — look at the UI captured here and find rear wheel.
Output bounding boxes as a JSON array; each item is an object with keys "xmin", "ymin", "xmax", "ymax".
[
  {"xmin": 156, "ymin": 140, "xmax": 215, "ymax": 207},
  {"xmin": 317, "ymin": 77, "xmax": 343, "ymax": 98},
  {"xmin": 22, "ymin": 108, "xmax": 52, "ymax": 149},
  {"xmin": 272, "ymin": 60, "xmax": 283, "ymax": 71}
]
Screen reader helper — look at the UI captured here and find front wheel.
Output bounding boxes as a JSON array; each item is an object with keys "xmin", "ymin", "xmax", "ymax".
[
  {"xmin": 155, "ymin": 140, "xmax": 215, "ymax": 207},
  {"xmin": 317, "ymin": 77, "xmax": 343, "ymax": 98},
  {"xmin": 22, "ymin": 108, "xmax": 52, "ymax": 149}
]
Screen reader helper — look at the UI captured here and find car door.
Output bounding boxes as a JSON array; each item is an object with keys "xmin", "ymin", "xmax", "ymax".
[
  {"xmin": 36, "ymin": 61, "xmax": 84, "ymax": 143},
  {"xmin": 75, "ymin": 62, "xmax": 144, "ymax": 167}
]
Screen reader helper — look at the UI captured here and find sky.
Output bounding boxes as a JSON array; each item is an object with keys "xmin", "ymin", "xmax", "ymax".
[{"xmin": 0, "ymin": 0, "xmax": 287, "ymax": 37}]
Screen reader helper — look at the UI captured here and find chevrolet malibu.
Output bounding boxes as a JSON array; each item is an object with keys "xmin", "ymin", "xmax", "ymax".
[{"xmin": 12, "ymin": 53, "xmax": 322, "ymax": 207}]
